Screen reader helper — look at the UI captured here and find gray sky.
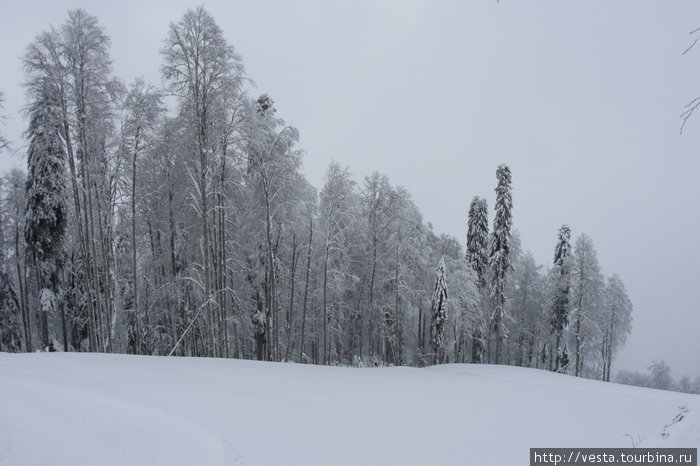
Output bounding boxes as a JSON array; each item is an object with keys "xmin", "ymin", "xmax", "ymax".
[{"xmin": 1, "ymin": 1, "xmax": 699, "ymax": 379}]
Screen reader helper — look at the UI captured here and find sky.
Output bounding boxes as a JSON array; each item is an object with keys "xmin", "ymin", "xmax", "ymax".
[{"xmin": 1, "ymin": 1, "xmax": 699, "ymax": 379}]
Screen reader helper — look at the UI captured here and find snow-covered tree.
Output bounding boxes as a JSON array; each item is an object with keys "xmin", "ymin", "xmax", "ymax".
[
  {"xmin": 0, "ymin": 91, "xmax": 9, "ymax": 151},
  {"xmin": 119, "ymin": 78, "xmax": 163, "ymax": 354},
  {"xmin": 0, "ymin": 179, "xmax": 21, "ymax": 352},
  {"xmin": 3, "ymin": 171, "xmax": 31, "ymax": 350},
  {"xmin": 466, "ymin": 197, "xmax": 489, "ymax": 287},
  {"xmin": 647, "ymin": 360, "xmax": 672, "ymax": 390},
  {"xmin": 430, "ymin": 257, "xmax": 449, "ymax": 364},
  {"xmin": 359, "ymin": 172, "xmax": 397, "ymax": 361},
  {"xmin": 161, "ymin": 6, "xmax": 246, "ymax": 357},
  {"xmin": 319, "ymin": 162, "xmax": 357, "ymax": 365},
  {"xmin": 600, "ymin": 274, "xmax": 633, "ymax": 381},
  {"xmin": 24, "ymin": 82, "xmax": 68, "ymax": 351},
  {"xmin": 569, "ymin": 234, "xmax": 604, "ymax": 376},
  {"xmin": 245, "ymin": 94, "xmax": 302, "ymax": 361},
  {"xmin": 466, "ymin": 197, "xmax": 489, "ymax": 362},
  {"xmin": 24, "ymin": 9, "xmax": 120, "ymax": 352},
  {"xmin": 549, "ymin": 224, "xmax": 571, "ymax": 372},
  {"xmin": 489, "ymin": 164, "xmax": 512, "ymax": 364},
  {"xmin": 447, "ymin": 258, "xmax": 480, "ymax": 364},
  {"xmin": 511, "ymin": 251, "xmax": 546, "ymax": 367}
]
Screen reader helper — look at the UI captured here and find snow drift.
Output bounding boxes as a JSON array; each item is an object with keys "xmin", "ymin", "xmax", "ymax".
[{"xmin": 0, "ymin": 353, "xmax": 697, "ymax": 465}]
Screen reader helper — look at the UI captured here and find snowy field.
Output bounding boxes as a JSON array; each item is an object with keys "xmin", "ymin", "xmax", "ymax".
[{"xmin": 0, "ymin": 353, "xmax": 698, "ymax": 466}]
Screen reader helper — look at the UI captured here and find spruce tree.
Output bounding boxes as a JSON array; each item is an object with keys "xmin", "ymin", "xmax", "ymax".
[
  {"xmin": 24, "ymin": 82, "xmax": 68, "ymax": 350},
  {"xmin": 489, "ymin": 164, "xmax": 513, "ymax": 364},
  {"xmin": 549, "ymin": 224, "xmax": 572, "ymax": 372},
  {"xmin": 467, "ymin": 197, "xmax": 489, "ymax": 286},
  {"xmin": 0, "ymin": 188, "xmax": 21, "ymax": 352},
  {"xmin": 430, "ymin": 257, "xmax": 449, "ymax": 365},
  {"xmin": 466, "ymin": 196, "xmax": 488, "ymax": 362}
]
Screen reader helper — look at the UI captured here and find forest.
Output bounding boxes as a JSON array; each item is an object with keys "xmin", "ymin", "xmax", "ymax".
[{"xmin": 0, "ymin": 7, "xmax": 633, "ymax": 381}]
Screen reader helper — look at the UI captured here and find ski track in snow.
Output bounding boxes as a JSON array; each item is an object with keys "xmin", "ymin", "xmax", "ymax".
[{"xmin": 0, "ymin": 353, "xmax": 698, "ymax": 466}]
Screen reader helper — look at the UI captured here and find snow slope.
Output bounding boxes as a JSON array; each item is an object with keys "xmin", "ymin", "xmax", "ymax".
[{"xmin": 0, "ymin": 353, "xmax": 697, "ymax": 466}]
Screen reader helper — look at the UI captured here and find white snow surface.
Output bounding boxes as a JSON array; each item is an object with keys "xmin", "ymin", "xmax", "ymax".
[{"xmin": 0, "ymin": 353, "xmax": 698, "ymax": 466}]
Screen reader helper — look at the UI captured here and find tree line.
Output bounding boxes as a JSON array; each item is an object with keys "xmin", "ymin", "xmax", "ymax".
[
  {"xmin": 0, "ymin": 7, "xmax": 632, "ymax": 381},
  {"xmin": 617, "ymin": 360, "xmax": 700, "ymax": 394}
]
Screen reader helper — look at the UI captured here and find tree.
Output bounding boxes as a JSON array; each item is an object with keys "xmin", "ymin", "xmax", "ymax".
[
  {"xmin": 466, "ymin": 196, "xmax": 489, "ymax": 363},
  {"xmin": 511, "ymin": 250, "xmax": 546, "ymax": 367},
  {"xmin": 549, "ymin": 224, "xmax": 572, "ymax": 372},
  {"xmin": 601, "ymin": 274, "xmax": 633, "ymax": 381},
  {"xmin": 120, "ymin": 79, "xmax": 163, "ymax": 354},
  {"xmin": 0, "ymin": 178, "xmax": 22, "ymax": 352},
  {"xmin": 648, "ymin": 360, "xmax": 672, "ymax": 390},
  {"xmin": 569, "ymin": 234, "xmax": 604, "ymax": 376},
  {"xmin": 319, "ymin": 162, "xmax": 357, "ymax": 365},
  {"xmin": 430, "ymin": 257, "xmax": 449, "ymax": 364},
  {"xmin": 489, "ymin": 164, "xmax": 512, "ymax": 364},
  {"xmin": 3, "ymin": 170, "xmax": 31, "ymax": 352},
  {"xmin": 467, "ymin": 197, "xmax": 489, "ymax": 286},
  {"xmin": 360, "ymin": 172, "xmax": 394, "ymax": 361},
  {"xmin": 161, "ymin": 6, "xmax": 246, "ymax": 357},
  {"xmin": 245, "ymin": 94, "xmax": 301, "ymax": 361},
  {"xmin": 0, "ymin": 91, "xmax": 9, "ymax": 151},
  {"xmin": 24, "ymin": 82, "xmax": 69, "ymax": 351},
  {"xmin": 24, "ymin": 9, "xmax": 120, "ymax": 352}
]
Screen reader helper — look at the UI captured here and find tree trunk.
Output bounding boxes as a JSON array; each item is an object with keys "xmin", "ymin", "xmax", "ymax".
[
  {"xmin": 285, "ymin": 232, "xmax": 298, "ymax": 361},
  {"xmin": 322, "ymin": 244, "xmax": 329, "ymax": 365},
  {"xmin": 298, "ymin": 216, "xmax": 313, "ymax": 363}
]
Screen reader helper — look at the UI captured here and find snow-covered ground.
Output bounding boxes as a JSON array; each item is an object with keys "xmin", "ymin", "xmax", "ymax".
[{"xmin": 0, "ymin": 353, "xmax": 697, "ymax": 465}]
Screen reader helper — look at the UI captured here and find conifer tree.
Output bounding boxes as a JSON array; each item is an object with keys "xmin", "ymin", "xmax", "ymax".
[
  {"xmin": 0, "ymin": 180, "xmax": 21, "ymax": 352},
  {"xmin": 24, "ymin": 83, "xmax": 68, "ymax": 351},
  {"xmin": 467, "ymin": 197, "xmax": 489, "ymax": 286},
  {"xmin": 466, "ymin": 196, "xmax": 488, "ymax": 362},
  {"xmin": 430, "ymin": 257, "xmax": 449, "ymax": 364},
  {"xmin": 489, "ymin": 164, "xmax": 512, "ymax": 364},
  {"xmin": 549, "ymin": 224, "xmax": 572, "ymax": 372}
]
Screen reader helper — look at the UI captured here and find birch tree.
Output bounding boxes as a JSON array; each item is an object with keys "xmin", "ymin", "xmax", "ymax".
[
  {"xmin": 601, "ymin": 274, "xmax": 632, "ymax": 381},
  {"xmin": 161, "ymin": 6, "xmax": 246, "ymax": 357},
  {"xmin": 244, "ymin": 94, "xmax": 302, "ymax": 361},
  {"xmin": 319, "ymin": 162, "xmax": 357, "ymax": 365},
  {"xmin": 569, "ymin": 234, "xmax": 604, "ymax": 376},
  {"xmin": 23, "ymin": 9, "xmax": 120, "ymax": 352}
]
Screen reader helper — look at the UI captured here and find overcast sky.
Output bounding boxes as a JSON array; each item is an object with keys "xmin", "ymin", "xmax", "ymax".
[{"xmin": 1, "ymin": 1, "xmax": 699, "ymax": 378}]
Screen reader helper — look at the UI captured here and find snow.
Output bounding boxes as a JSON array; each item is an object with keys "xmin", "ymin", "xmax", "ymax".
[{"xmin": 0, "ymin": 353, "xmax": 697, "ymax": 466}]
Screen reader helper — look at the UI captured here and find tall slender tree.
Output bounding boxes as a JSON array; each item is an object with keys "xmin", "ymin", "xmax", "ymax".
[
  {"xmin": 549, "ymin": 224, "xmax": 572, "ymax": 372},
  {"xmin": 319, "ymin": 162, "xmax": 356, "ymax": 365},
  {"xmin": 245, "ymin": 94, "xmax": 301, "ymax": 361},
  {"xmin": 120, "ymin": 79, "xmax": 163, "ymax": 354},
  {"xmin": 466, "ymin": 196, "xmax": 489, "ymax": 362},
  {"xmin": 489, "ymin": 164, "xmax": 512, "ymax": 364},
  {"xmin": 601, "ymin": 274, "xmax": 632, "ymax": 381},
  {"xmin": 569, "ymin": 233, "xmax": 604, "ymax": 376},
  {"xmin": 430, "ymin": 257, "xmax": 448, "ymax": 364},
  {"xmin": 161, "ymin": 6, "xmax": 246, "ymax": 357},
  {"xmin": 24, "ymin": 82, "xmax": 68, "ymax": 351},
  {"xmin": 0, "ymin": 179, "xmax": 22, "ymax": 352}
]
